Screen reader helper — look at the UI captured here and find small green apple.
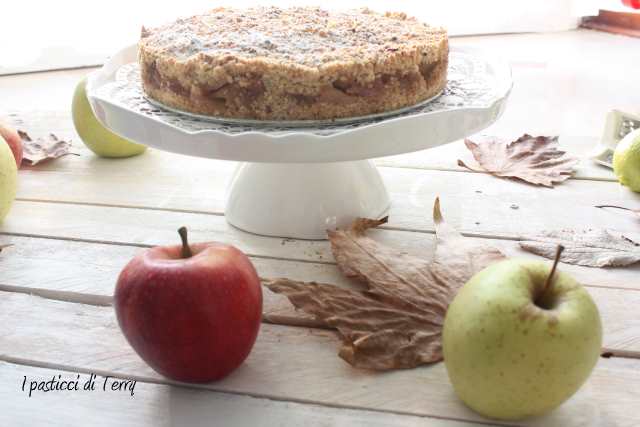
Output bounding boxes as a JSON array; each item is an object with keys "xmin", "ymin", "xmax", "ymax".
[
  {"xmin": 72, "ymin": 77, "xmax": 147, "ymax": 158},
  {"xmin": 443, "ymin": 251, "xmax": 602, "ymax": 420},
  {"xmin": 613, "ymin": 128, "xmax": 640, "ymax": 192},
  {"xmin": 0, "ymin": 137, "xmax": 17, "ymax": 222},
  {"xmin": 0, "ymin": 121, "xmax": 23, "ymax": 167}
]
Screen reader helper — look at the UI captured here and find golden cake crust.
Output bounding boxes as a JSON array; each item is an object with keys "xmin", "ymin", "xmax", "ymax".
[{"xmin": 139, "ymin": 7, "xmax": 448, "ymax": 120}]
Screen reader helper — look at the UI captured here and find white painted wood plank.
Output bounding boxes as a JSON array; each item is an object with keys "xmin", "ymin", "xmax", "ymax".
[
  {"xmin": 0, "ymin": 235, "xmax": 349, "ymax": 296},
  {"xmin": 13, "ymin": 153, "xmax": 640, "ymax": 241},
  {"xmin": 1, "ymin": 231, "xmax": 636, "ymax": 293},
  {"xmin": 0, "ymin": 234, "xmax": 342, "ymax": 327},
  {"xmin": 15, "ymin": 135, "xmax": 623, "ymax": 218},
  {"xmin": 1, "ymin": 233, "xmax": 638, "ymax": 355},
  {"xmin": 17, "ymin": 147, "xmax": 235, "ymax": 214},
  {"xmin": 3, "ymin": 201, "xmax": 639, "ymax": 286},
  {"xmin": 383, "ymin": 167, "xmax": 639, "ymax": 239},
  {"xmin": 2, "ymin": 361, "xmax": 475, "ymax": 427},
  {"xmin": 2, "ymin": 200, "xmax": 335, "ymax": 261},
  {"xmin": 0, "ymin": 292, "xmax": 638, "ymax": 427}
]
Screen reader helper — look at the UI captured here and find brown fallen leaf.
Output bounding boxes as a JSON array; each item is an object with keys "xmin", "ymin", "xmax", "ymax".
[
  {"xmin": 519, "ymin": 229, "xmax": 640, "ymax": 267},
  {"xmin": 18, "ymin": 130, "xmax": 77, "ymax": 166},
  {"xmin": 595, "ymin": 205, "xmax": 640, "ymax": 219},
  {"xmin": 0, "ymin": 244, "xmax": 12, "ymax": 252},
  {"xmin": 458, "ymin": 134, "xmax": 578, "ymax": 187},
  {"xmin": 267, "ymin": 198, "xmax": 505, "ymax": 370}
]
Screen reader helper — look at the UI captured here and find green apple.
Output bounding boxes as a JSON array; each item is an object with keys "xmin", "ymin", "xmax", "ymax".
[
  {"xmin": 0, "ymin": 137, "xmax": 17, "ymax": 222},
  {"xmin": 72, "ymin": 77, "xmax": 147, "ymax": 158},
  {"xmin": 613, "ymin": 128, "xmax": 640, "ymax": 192},
  {"xmin": 443, "ymin": 253, "xmax": 602, "ymax": 420}
]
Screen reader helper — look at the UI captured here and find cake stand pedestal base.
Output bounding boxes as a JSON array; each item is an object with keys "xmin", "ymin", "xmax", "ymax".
[{"xmin": 225, "ymin": 160, "xmax": 390, "ymax": 239}]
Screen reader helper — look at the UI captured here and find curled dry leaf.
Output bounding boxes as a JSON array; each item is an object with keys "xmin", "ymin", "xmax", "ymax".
[
  {"xmin": 520, "ymin": 229, "xmax": 640, "ymax": 267},
  {"xmin": 458, "ymin": 134, "xmax": 578, "ymax": 187},
  {"xmin": 18, "ymin": 130, "xmax": 77, "ymax": 166},
  {"xmin": 267, "ymin": 198, "xmax": 505, "ymax": 370}
]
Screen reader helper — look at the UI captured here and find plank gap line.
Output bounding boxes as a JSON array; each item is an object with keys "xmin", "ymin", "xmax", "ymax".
[
  {"xmin": 0, "ymin": 232, "xmax": 337, "ymax": 266},
  {"xmin": 377, "ymin": 164, "xmax": 618, "ymax": 182}
]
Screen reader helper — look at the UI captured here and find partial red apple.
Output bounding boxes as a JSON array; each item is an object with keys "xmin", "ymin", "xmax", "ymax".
[
  {"xmin": 0, "ymin": 121, "xmax": 23, "ymax": 168},
  {"xmin": 114, "ymin": 227, "xmax": 262, "ymax": 383}
]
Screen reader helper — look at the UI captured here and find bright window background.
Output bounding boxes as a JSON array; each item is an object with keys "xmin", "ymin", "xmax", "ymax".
[{"xmin": 0, "ymin": 0, "xmax": 618, "ymax": 75}]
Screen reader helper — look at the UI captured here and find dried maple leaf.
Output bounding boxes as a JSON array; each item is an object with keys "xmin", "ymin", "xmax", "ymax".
[
  {"xmin": 458, "ymin": 134, "xmax": 578, "ymax": 187},
  {"xmin": 18, "ymin": 130, "xmax": 77, "ymax": 166},
  {"xmin": 266, "ymin": 198, "xmax": 505, "ymax": 370},
  {"xmin": 520, "ymin": 229, "xmax": 640, "ymax": 267}
]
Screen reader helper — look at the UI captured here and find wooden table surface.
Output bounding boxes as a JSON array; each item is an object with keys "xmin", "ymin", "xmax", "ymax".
[{"xmin": 1, "ymin": 30, "xmax": 640, "ymax": 427}]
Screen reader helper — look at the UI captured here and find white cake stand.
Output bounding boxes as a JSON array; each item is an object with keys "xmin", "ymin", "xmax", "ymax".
[{"xmin": 87, "ymin": 45, "xmax": 511, "ymax": 239}]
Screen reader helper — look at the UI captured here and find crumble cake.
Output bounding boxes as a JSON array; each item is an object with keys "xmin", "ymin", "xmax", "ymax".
[{"xmin": 139, "ymin": 7, "xmax": 448, "ymax": 121}]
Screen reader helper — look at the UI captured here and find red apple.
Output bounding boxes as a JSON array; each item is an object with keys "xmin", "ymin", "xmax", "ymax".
[
  {"xmin": 0, "ymin": 121, "xmax": 22, "ymax": 168},
  {"xmin": 114, "ymin": 227, "xmax": 262, "ymax": 383}
]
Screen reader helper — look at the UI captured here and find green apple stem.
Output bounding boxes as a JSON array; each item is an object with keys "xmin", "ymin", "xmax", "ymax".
[
  {"xmin": 178, "ymin": 227, "xmax": 193, "ymax": 258},
  {"xmin": 541, "ymin": 244, "xmax": 564, "ymax": 297}
]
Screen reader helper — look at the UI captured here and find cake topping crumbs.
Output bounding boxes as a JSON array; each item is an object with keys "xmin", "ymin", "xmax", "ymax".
[{"xmin": 142, "ymin": 6, "xmax": 445, "ymax": 67}]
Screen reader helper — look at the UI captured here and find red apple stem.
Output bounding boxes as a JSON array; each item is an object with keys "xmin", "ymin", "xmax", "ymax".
[
  {"xmin": 178, "ymin": 227, "xmax": 193, "ymax": 258},
  {"xmin": 542, "ymin": 244, "xmax": 564, "ymax": 295}
]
